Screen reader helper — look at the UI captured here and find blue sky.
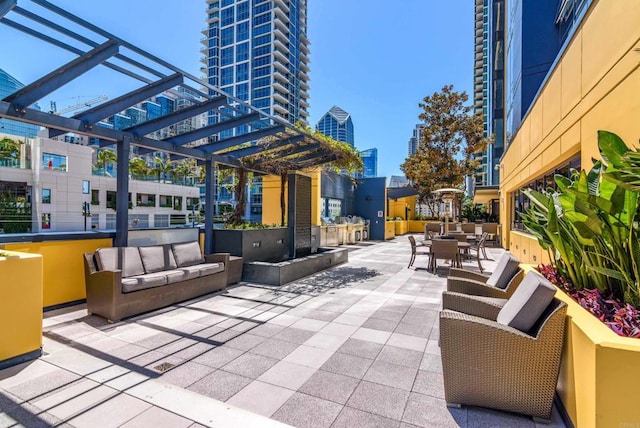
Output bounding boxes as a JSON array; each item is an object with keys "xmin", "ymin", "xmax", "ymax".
[{"xmin": 1, "ymin": 0, "xmax": 472, "ymax": 179}]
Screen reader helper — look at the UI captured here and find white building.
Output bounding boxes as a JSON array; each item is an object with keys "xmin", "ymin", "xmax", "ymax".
[{"xmin": 0, "ymin": 134, "xmax": 200, "ymax": 233}]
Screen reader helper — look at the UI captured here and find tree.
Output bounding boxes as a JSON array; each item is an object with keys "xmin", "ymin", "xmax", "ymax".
[
  {"xmin": 128, "ymin": 157, "xmax": 149, "ymax": 179},
  {"xmin": 96, "ymin": 149, "xmax": 117, "ymax": 176},
  {"xmin": 151, "ymin": 155, "xmax": 174, "ymax": 183},
  {"xmin": 401, "ymin": 85, "xmax": 488, "ymax": 216},
  {"xmin": 0, "ymin": 137, "xmax": 22, "ymax": 165},
  {"xmin": 173, "ymin": 159, "xmax": 196, "ymax": 185}
]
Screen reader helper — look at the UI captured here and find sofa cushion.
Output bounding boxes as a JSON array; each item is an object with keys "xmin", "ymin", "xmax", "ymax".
[
  {"xmin": 121, "ymin": 272, "xmax": 168, "ymax": 293},
  {"xmin": 95, "ymin": 247, "xmax": 145, "ymax": 278},
  {"xmin": 198, "ymin": 262, "xmax": 225, "ymax": 277},
  {"xmin": 486, "ymin": 253, "xmax": 520, "ymax": 289},
  {"xmin": 172, "ymin": 241, "xmax": 205, "ymax": 267},
  {"xmin": 139, "ymin": 245, "xmax": 177, "ymax": 273},
  {"xmin": 164, "ymin": 269, "xmax": 188, "ymax": 284},
  {"xmin": 178, "ymin": 265, "xmax": 202, "ymax": 280},
  {"xmin": 497, "ymin": 272, "xmax": 556, "ymax": 332}
]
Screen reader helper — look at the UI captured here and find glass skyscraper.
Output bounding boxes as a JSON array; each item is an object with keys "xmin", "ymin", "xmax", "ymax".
[
  {"xmin": 473, "ymin": 0, "xmax": 505, "ymax": 187},
  {"xmin": 316, "ymin": 105, "xmax": 354, "ymax": 146},
  {"xmin": 202, "ymin": 0, "xmax": 310, "ymax": 128},
  {"xmin": 407, "ymin": 124, "xmax": 423, "ymax": 156},
  {"xmin": 0, "ymin": 68, "xmax": 41, "ymax": 139},
  {"xmin": 358, "ymin": 148, "xmax": 377, "ymax": 178}
]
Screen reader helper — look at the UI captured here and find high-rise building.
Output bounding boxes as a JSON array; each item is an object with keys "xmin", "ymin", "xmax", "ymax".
[
  {"xmin": 407, "ymin": 124, "xmax": 423, "ymax": 156},
  {"xmin": 316, "ymin": 105, "xmax": 355, "ymax": 146},
  {"xmin": 202, "ymin": 0, "xmax": 310, "ymax": 128},
  {"xmin": 0, "ymin": 68, "xmax": 41, "ymax": 139},
  {"xmin": 358, "ymin": 148, "xmax": 377, "ymax": 178},
  {"xmin": 473, "ymin": 0, "xmax": 505, "ymax": 187}
]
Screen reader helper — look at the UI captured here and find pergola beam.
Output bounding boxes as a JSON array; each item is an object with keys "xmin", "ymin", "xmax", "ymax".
[
  {"xmin": 164, "ymin": 112, "xmax": 261, "ymax": 147},
  {"xmin": 48, "ymin": 73, "xmax": 184, "ymax": 138},
  {"xmin": 0, "ymin": 101, "xmax": 208, "ymax": 160},
  {"xmin": 2, "ymin": 40, "xmax": 119, "ymax": 111},
  {"xmin": 201, "ymin": 125, "xmax": 287, "ymax": 153},
  {"xmin": 0, "ymin": 0, "xmax": 16, "ymax": 19},
  {"xmin": 124, "ymin": 95, "xmax": 226, "ymax": 138}
]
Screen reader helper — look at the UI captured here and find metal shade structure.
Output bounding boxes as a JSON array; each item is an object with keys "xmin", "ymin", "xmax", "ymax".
[{"xmin": 0, "ymin": 0, "xmax": 341, "ymax": 251}]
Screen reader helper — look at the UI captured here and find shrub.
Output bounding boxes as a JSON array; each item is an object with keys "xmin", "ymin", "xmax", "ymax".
[{"xmin": 521, "ymin": 131, "xmax": 640, "ymax": 307}]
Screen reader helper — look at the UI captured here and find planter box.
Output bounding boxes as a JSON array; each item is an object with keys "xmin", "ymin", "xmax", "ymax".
[
  {"xmin": 0, "ymin": 251, "xmax": 43, "ymax": 369},
  {"xmin": 242, "ymin": 247, "xmax": 348, "ymax": 286},
  {"xmin": 407, "ymin": 220, "xmax": 427, "ymax": 233},
  {"xmin": 321, "ymin": 225, "xmax": 339, "ymax": 247},
  {"xmin": 212, "ymin": 228, "xmax": 289, "ymax": 263},
  {"xmin": 384, "ymin": 222, "xmax": 395, "ymax": 240},
  {"xmin": 553, "ymin": 289, "xmax": 640, "ymax": 427},
  {"xmin": 394, "ymin": 220, "xmax": 408, "ymax": 235}
]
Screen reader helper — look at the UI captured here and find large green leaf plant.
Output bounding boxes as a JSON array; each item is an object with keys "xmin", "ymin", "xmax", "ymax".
[{"xmin": 521, "ymin": 131, "xmax": 640, "ymax": 306}]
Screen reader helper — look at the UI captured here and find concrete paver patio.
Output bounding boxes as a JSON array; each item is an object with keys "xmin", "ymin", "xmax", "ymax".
[{"xmin": 0, "ymin": 236, "xmax": 567, "ymax": 427}]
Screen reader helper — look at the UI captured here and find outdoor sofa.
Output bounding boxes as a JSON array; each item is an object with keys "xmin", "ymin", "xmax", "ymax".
[{"xmin": 83, "ymin": 241, "xmax": 229, "ymax": 322}]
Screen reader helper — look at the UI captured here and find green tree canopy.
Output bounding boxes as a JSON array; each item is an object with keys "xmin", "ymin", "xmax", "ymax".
[
  {"xmin": 401, "ymin": 85, "xmax": 488, "ymax": 215},
  {"xmin": 96, "ymin": 149, "xmax": 117, "ymax": 176}
]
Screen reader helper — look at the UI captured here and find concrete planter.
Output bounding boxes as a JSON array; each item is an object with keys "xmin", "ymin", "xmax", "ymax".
[
  {"xmin": 0, "ymin": 251, "xmax": 43, "ymax": 369},
  {"xmin": 407, "ymin": 220, "xmax": 427, "ymax": 233},
  {"xmin": 212, "ymin": 228, "xmax": 289, "ymax": 263},
  {"xmin": 552, "ymin": 288, "xmax": 640, "ymax": 427}
]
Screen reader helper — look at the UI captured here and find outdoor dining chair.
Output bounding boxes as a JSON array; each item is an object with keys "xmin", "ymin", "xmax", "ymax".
[
  {"xmin": 439, "ymin": 271, "xmax": 567, "ymax": 422},
  {"xmin": 465, "ymin": 231, "xmax": 489, "ymax": 272},
  {"xmin": 446, "ymin": 252, "xmax": 523, "ymax": 298},
  {"xmin": 408, "ymin": 235, "xmax": 429, "ymax": 268},
  {"xmin": 429, "ymin": 238, "xmax": 460, "ymax": 273}
]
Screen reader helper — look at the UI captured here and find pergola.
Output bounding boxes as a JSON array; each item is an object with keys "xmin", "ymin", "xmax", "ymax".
[{"xmin": 0, "ymin": 0, "xmax": 338, "ymax": 251}]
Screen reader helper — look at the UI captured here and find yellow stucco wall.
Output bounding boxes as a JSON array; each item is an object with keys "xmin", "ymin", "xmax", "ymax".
[
  {"xmin": 500, "ymin": 0, "xmax": 640, "ymax": 256},
  {"xmin": 5, "ymin": 238, "xmax": 112, "ymax": 308},
  {"xmin": 384, "ymin": 222, "xmax": 395, "ymax": 240},
  {"xmin": 262, "ymin": 170, "xmax": 321, "ymax": 226},
  {"xmin": 388, "ymin": 196, "xmax": 417, "ymax": 220},
  {"xmin": 0, "ymin": 252, "xmax": 43, "ymax": 362}
]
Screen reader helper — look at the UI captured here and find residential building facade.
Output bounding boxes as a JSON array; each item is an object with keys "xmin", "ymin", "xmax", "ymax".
[{"xmin": 202, "ymin": 0, "xmax": 310, "ymax": 127}]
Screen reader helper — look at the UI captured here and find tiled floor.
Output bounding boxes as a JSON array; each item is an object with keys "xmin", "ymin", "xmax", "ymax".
[{"xmin": 0, "ymin": 236, "xmax": 567, "ymax": 427}]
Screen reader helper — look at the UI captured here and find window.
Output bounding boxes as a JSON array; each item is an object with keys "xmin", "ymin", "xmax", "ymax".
[
  {"xmin": 154, "ymin": 214, "xmax": 169, "ymax": 228},
  {"xmin": 252, "ymin": 56, "xmax": 270, "ymax": 68},
  {"xmin": 159, "ymin": 195, "xmax": 173, "ymax": 208},
  {"xmin": 253, "ymin": 23, "xmax": 271, "ymax": 36},
  {"xmin": 106, "ymin": 191, "xmax": 117, "ymax": 210},
  {"xmin": 236, "ymin": 63, "xmax": 249, "ymax": 81},
  {"xmin": 221, "ymin": 0, "xmax": 233, "ymax": 6},
  {"xmin": 221, "ymin": 6, "xmax": 234, "ymax": 26},
  {"xmin": 42, "ymin": 189, "xmax": 51, "ymax": 204},
  {"xmin": 511, "ymin": 155, "xmax": 581, "ymax": 231},
  {"xmin": 236, "ymin": 21, "xmax": 249, "ymax": 41},
  {"xmin": 252, "ymin": 76, "xmax": 270, "ymax": 88},
  {"xmin": 253, "ymin": 2, "xmax": 270, "ymax": 14},
  {"xmin": 236, "ymin": 42, "xmax": 249, "ymax": 61},
  {"xmin": 186, "ymin": 197, "xmax": 199, "ymax": 210},
  {"xmin": 173, "ymin": 196, "xmax": 183, "ymax": 210},
  {"xmin": 253, "ymin": 45, "xmax": 270, "ymax": 57},
  {"xmin": 236, "ymin": 1, "xmax": 249, "ymax": 20},
  {"xmin": 253, "ymin": 34, "xmax": 270, "ymax": 47},
  {"xmin": 221, "ymin": 47, "xmax": 234, "ymax": 66},
  {"xmin": 82, "ymin": 180, "xmax": 90, "ymax": 194},
  {"xmin": 221, "ymin": 67, "xmax": 234, "ymax": 86},
  {"xmin": 136, "ymin": 193, "xmax": 156, "ymax": 207},
  {"xmin": 236, "ymin": 83, "xmax": 249, "ymax": 101},
  {"xmin": 91, "ymin": 189, "xmax": 99, "ymax": 205},
  {"xmin": 252, "ymin": 87, "xmax": 270, "ymax": 99},
  {"xmin": 253, "ymin": 14, "xmax": 270, "ymax": 27},
  {"xmin": 221, "ymin": 27, "xmax": 234, "ymax": 46},
  {"xmin": 252, "ymin": 65, "xmax": 270, "ymax": 78},
  {"xmin": 41, "ymin": 213, "xmax": 51, "ymax": 230},
  {"xmin": 42, "ymin": 153, "xmax": 67, "ymax": 172}
]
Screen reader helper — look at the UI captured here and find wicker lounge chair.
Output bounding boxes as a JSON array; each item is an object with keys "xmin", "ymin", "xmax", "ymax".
[
  {"xmin": 446, "ymin": 252, "xmax": 522, "ymax": 298},
  {"xmin": 429, "ymin": 238, "xmax": 460, "ymax": 272},
  {"xmin": 439, "ymin": 272, "xmax": 567, "ymax": 422}
]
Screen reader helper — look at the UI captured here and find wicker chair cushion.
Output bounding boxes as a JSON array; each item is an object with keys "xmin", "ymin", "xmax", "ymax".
[
  {"xmin": 95, "ymin": 247, "xmax": 145, "ymax": 278},
  {"xmin": 497, "ymin": 272, "xmax": 556, "ymax": 332},
  {"xmin": 139, "ymin": 245, "xmax": 178, "ymax": 273},
  {"xmin": 171, "ymin": 241, "xmax": 205, "ymax": 267},
  {"xmin": 198, "ymin": 262, "xmax": 225, "ymax": 276},
  {"xmin": 486, "ymin": 253, "xmax": 520, "ymax": 289}
]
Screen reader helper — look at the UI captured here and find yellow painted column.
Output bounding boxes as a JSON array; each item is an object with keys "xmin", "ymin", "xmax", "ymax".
[{"xmin": 0, "ymin": 251, "xmax": 43, "ymax": 364}]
